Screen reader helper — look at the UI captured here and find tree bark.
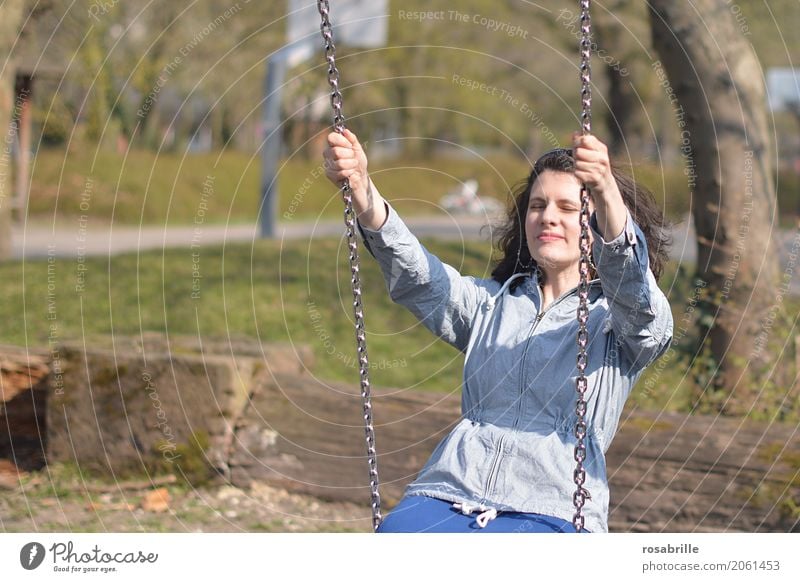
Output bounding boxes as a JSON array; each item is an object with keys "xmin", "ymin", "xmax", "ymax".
[
  {"xmin": 0, "ymin": 0, "xmax": 28, "ymax": 261},
  {"xmin": 594, "ymin": 5, "xmax": 650, "ymax": 156},
  {"xmin": 602, "ymin": 63, "xmax": 643, "ymax": 155},
  {"xmin": 649, "ymin": 0, "xmax": 782, "ymax": 415}
]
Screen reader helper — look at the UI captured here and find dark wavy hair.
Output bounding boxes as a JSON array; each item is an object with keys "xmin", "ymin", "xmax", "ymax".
[{"xmin": 491, "ymin": 148, "xmax": 672, "ymax": 289}]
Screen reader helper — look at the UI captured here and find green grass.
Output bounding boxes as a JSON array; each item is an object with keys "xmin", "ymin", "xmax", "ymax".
[
  {"xmin": 28, "ymin": 145, "xmax": 769, "ymax": 227},
  {"xmin": 1, "ymin": 236, "xmax": 490, "ymax": 393},
  {"xmin": 3, "ymin": 234, "xmax": 797, "ymax": 411},
  {"xmin": 27, "ymin": 147, "xmax": 531, "ymax": 226}
]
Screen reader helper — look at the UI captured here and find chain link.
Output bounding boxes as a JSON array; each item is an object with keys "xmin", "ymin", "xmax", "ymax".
[
  {"xmin": 573, "ymin": 0, "xmax": 593, "ymax": 533},
  {"xmin": 316, "ymin": 0, "xmax": 382, "ymax": 532}
]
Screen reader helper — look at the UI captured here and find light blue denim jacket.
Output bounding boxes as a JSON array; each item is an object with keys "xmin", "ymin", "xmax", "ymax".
[{"xmin": 358, "ymin": 203, "xmax": 673, "ymax": 533}]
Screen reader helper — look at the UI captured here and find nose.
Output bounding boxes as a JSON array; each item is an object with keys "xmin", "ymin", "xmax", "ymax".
[{"xmin": 540, "ymin": 202, "xmax": 558, "ymax": 224}]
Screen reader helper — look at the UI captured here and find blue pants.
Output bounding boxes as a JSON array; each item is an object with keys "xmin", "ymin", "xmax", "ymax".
[{"xmin": 376, "ymin": 495, "xmax": 590, "ymax": 533}]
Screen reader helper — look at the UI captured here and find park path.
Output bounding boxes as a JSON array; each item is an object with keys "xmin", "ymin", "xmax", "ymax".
[
  {"xmin": 12, "ymin": 215, "xmax": 495, "ymax": 259},
  {"xmin": 11, "ymin": 213, "xmax": 800, "ymax": 295}
]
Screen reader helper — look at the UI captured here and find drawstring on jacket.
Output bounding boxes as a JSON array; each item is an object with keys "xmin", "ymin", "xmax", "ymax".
[
  {"xmin": 484, "ymin": 272, "xmax": 528, "ymax": 311},
  {"xmin": 452, "ymin": 502, "xmax": 499, "ymax": 528},
  {"xmin": 459, "ymin": 272, "xmax": 537, "ymax": 529},
  {"xmin": 459, "ymin": 274, "xmax": 525, "ymax": 529},
  {"xmin": 466, "ymin": 272, "xmax": 529, "ymax": 365}
]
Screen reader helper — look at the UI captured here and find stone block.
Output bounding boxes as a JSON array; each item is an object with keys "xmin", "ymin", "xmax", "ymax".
[{"xmin": 45, "ymin": 339, "xmax": 270, "ymax": 480}]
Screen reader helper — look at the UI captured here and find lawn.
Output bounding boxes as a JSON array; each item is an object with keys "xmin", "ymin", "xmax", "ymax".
[
  {"xmin": 1, "ymin": 236, "xmax": 485, "ymax": 394},
  {"xmin": 0, "ymin": 232, "xmax": 720, "ymax": 410},
  {"xmin": 24, "ymin": 146, "xmax": 744, "ymax": 227}
]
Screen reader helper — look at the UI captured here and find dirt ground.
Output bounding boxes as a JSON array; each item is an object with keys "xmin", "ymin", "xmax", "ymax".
[{"xmin": 0, "ymin": 462, "xmax": 373, "ymax": 533}]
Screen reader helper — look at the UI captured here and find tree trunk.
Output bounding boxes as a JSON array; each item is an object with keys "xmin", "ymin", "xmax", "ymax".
[
  {"xmin": 594, "ymin": 7, "xmax": 649, "ymax": 156},
  {"xmin": 81, "ymin": 30, "xmax": 117, "ymax": 150},
  {"xmin": 603, "ymin": 63, "xmax": 643, "ymax": 155},
  {"xmin": 649, "ymin": 0, "xmax": 783, "ymax": 415},
  {"xmin": 0, "ymin": 0, "xmax": 28, "ymax": 261}
]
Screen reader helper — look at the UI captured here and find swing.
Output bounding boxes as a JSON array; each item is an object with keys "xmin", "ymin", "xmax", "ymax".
[{"xmin": 316, "ymin": 0, "xmax": 595, "ymax": 533}]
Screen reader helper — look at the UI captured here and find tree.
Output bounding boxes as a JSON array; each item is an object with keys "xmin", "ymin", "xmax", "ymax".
[
  {"xmin": 649, "ymin": 0, "xmax": 784, "ymax": 415},
  {"xmin": 593, "ymin": 0, "xmax": 653, "ymax": 156},
  {"xmin": 0, "ymin": 0, "xmax": 30, "ymax": 261}
]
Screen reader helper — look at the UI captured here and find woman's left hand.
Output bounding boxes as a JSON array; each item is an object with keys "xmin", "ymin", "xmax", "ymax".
[
  {"xmin": 572, "ymin": 132, "xmax": 628, "ymax": 242},
  {"xmin": 571, "ymin": 132, "xmax": 621, "ymax": 203}
]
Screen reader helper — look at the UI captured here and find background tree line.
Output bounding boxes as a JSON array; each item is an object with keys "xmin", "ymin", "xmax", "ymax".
[{"xmin": 1, "ymin": 0, "xmax": 796, "ymax": 160}]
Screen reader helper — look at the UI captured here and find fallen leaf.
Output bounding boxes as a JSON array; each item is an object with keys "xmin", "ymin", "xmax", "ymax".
[{"xmin": 141, "ymin": 488, "xmax": 170, "ymax": 512}]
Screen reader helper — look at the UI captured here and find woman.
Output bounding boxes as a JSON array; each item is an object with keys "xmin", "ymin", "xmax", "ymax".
[{"xmin": 323, "ymin": 129, "xmax": 673, "ymax": 533}]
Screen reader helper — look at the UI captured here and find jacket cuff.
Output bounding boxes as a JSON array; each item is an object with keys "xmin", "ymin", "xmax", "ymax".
[
  {"xmin": 589, "ymin": 206, "xmax": 638, "ymax": 250},
  {"xmin": 357, "ymin": 201, "xmax": 403, "ymax": 254}
]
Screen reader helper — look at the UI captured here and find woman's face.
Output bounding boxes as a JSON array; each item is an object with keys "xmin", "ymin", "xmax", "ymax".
[{"xmin": 525, "ymin": 170, "xmax": 595, "ymax": 276}]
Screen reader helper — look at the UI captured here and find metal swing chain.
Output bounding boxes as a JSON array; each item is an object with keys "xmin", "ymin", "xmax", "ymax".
[
  {"xmin": 316, "ymin": 0, "xmax": 382, "ymax": 532},
  {"xmin": 573, "ymin": 0, "xmax": 593, "ymax": 533},
  {"xmin": 316, "ymin": 0, "xmax": 590, "ymax": 534}
]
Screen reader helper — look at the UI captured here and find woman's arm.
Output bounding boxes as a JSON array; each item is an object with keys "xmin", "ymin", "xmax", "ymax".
[
  {"xmin": 574, "ymin": 134, "xmax": 673, "ymax": 370},
  {"xmin": 323, "ymin": 130, "xmax": 491, "ymax": 352},
  {"xmin": 572, "ymin": 132, "xmax": 627, "ymax": 243}
]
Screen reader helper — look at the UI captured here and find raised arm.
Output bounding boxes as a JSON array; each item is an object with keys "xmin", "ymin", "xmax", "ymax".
[
  {"xmin": 574, "ymin": 134, "xmax": 673, "ymax": 370},
  {"xmin": 323, "ymin": 130, "xmax": 492, "ymax": 351}
]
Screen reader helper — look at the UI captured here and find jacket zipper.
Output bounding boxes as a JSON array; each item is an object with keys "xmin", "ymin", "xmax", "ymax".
[
  {"xmin": 481, "ymin": 278, "xmax": 600, "ymax": 502},
  {"xmin": 482, "ymin": 291, "xmax": 578, "ymax": 500},
  {"xmin": 482, "ymin": 434, "xmax": 505, "ymax": 501},
  {"xmin": 513, "ymin": 281, "xmax": 600, "ymax": 430}
]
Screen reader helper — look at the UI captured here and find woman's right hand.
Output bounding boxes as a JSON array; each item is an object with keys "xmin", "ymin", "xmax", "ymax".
[
  {"xmin": 322, "ymin": 128, "xmax": 387, "ymax": 229},
  {"xmin": 323, "ymin": 128, "xmax": 370, "ymax": 200}
]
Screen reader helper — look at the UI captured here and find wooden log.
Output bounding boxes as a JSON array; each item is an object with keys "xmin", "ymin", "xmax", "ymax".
[
  {"xmin": 0, "ymin": 345, "xmax": 49, "ymax": 472},
  {"xmin": 229, "ymin": 373, "xmax": 799, "ymax": 532}
]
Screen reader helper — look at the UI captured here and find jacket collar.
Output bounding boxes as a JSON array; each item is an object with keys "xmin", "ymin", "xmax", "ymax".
[{"xmin": 525, "ymin": 272, "xmax": 603, "ymax": 307}]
